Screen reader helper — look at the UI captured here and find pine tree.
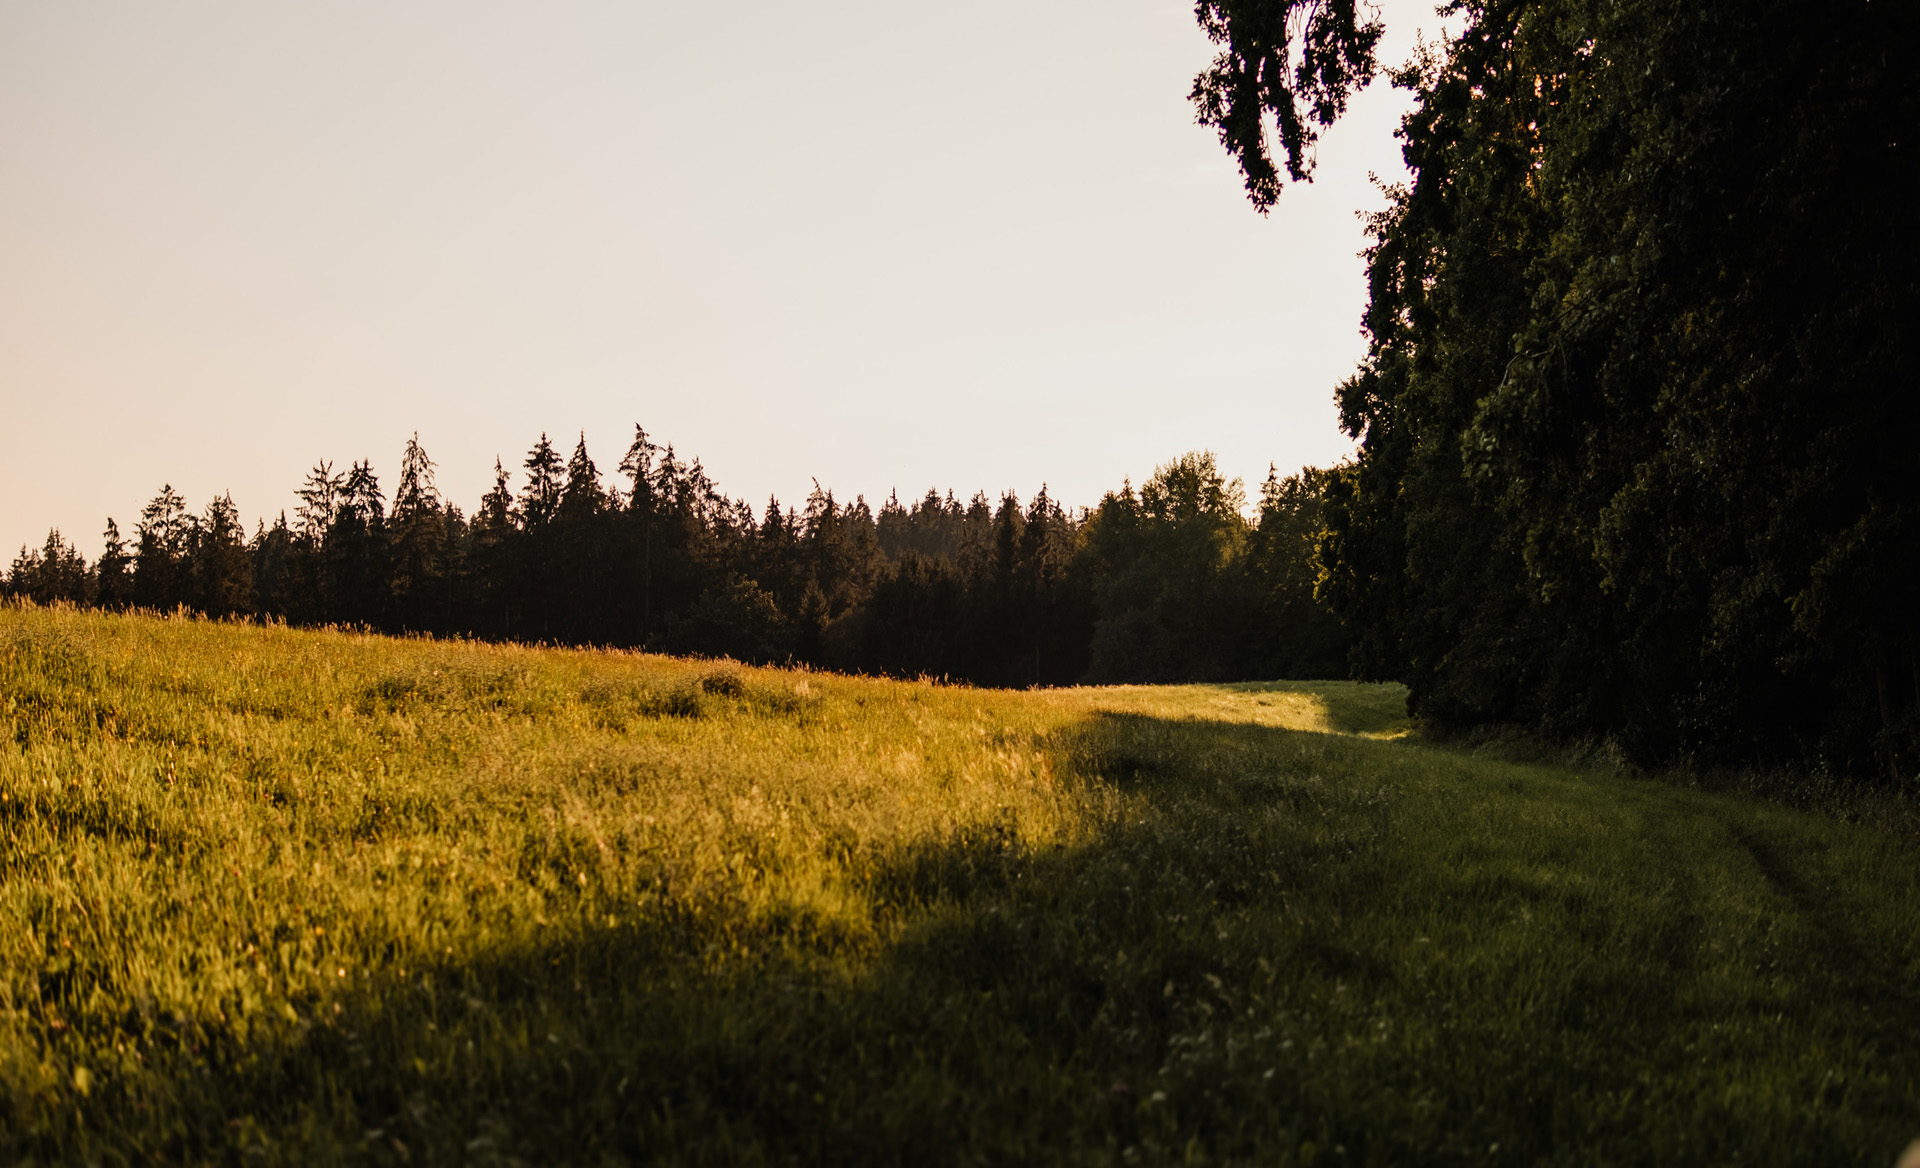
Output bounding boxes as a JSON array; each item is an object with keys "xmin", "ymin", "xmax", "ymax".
[
  {"xmin": 11, "ymin": 529, "xmax": 90, "ymax": 605},
  {"xmin": 339, "ymin": 460, "xmax": 385, "ymax": 528},
  {"xmin": 390, "ymin": 433, "xmax": 448, "ymax": 631},
  {"xmin": 470, "ymin": 457, "xmax": 519, "ymax": 638},
  {"xmin": 392, "ymin": 434, "xmax": 440, "ymax": 519},
  {"xmin": 295, "ymin": 461, "xmax": 344, "ymax": 543},
  {"xmin": 250, "ymin": 513, "xmax": 305, "ymax": 623},
  {"xmin": 1017, "ymin": 485, "xmax": 1094, "ymax": 686},
  {"xmin": 193, "ymin": 493, "xmax": 254, "ymax": 617},
  {"xmin": 800, "ymin": 481, "xmax": 843, "ymax": 624},
  {"xmin": 96, "ymin": 518, "xmax": 133, "ymax": 609},
  {"xmin": 617, "ymin": 427, "xmax": 662, "ymax": 642},
  {"xmin": 555, "ymin": 433, "xmax": 610, "ymax": 642},
  {"xmin": 745, "ymin": 495, "xmax": 807, "ymax": 628},
  {"xmin": 519, "ymin": 434, "xmax": 563, "ymax": 529},
  {"xmin": 559, "ymin": 433, "xmax": 605, "ymax": 521},
  {"xmin": 468, "ymin": 458, "xmax": 504, "ymax": 532},
  {"xmin": 841, "ymin": 496, "xmax": 884, "ymax": 605},
  {"xmin": 876, "ymin": 491, "xmax": 912, "ymax": 560},
  {"xmin": 327, "ymin": 460, "xmax": 388, "ymax": 627},
  {"xmin": 4, "ymin": 545, "xmax": 35, "ymax": 600},
  {"xmin": 134, "ymin": 485, "xmax": 192, "ymax": 611},
  {"xmin": 956, "ymin": 491, "xmax": 995, "ymax": 584},
  {"xmin": 991, "ymin": 492, "xmax": 1027, "ymax": 598},
  {"xmin": 513, "ymin": 435, "xmax": 566, "ymax": 637},
  {"xmin": 617, "ymin": 426, "xmax": 657, "ymax": 502}
]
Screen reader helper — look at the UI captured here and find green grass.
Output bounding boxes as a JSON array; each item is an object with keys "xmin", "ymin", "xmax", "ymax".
[{"xmin": 2, "ymin": 603, "xmax": 1918, "ymax": 1165}]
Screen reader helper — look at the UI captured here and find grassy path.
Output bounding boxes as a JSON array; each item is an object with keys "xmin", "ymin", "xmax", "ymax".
[{"xmin": 2, "ymin": 606, "xmax": 1917, "ymax": 1164}]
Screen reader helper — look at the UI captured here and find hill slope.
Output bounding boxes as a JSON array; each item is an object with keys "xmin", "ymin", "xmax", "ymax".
[{"xmin": 2, "ymin": 605, "xmax": 1917, "ymax": 1164}]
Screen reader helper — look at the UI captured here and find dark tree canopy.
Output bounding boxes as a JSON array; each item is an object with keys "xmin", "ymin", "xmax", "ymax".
[
  {"xmin": 6, "ymin": 433, "xmax": 1350, "ymax": 691},
  {"xmin": 1191, "ymin": 0, "xmax": 1384, "ymax": 209},
  {"xmin": 1201, "ymin": 0, "xmax": 1920, "ymax": 777}
]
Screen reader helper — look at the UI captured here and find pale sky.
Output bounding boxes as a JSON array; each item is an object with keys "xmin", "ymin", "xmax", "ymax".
[{"xmin": 1, "ymin": 0, "xmax": 1445, "ymax": 558}]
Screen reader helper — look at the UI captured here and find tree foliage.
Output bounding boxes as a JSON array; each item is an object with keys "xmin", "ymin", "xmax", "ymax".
[
  {"xmin": 1200, "ymin": 0, "xmax": 1919, "ymax": 776},
  {"xmin": 1192, "ymin": 0, "xmax": 1385, "ymax": 208},
  {"xmin": 6, "ymin": 437, "xmax": 1350, "ymax": 688}
]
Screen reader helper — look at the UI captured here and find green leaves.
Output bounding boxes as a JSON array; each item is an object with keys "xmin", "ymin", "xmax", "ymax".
[
  {"xmin": 1191, "ymin": 0, "xmax": 1385, "ymax": 210},
  {"xmin": 1269, "ymin": 0, "xmax": 1920, "ymax": 774}
]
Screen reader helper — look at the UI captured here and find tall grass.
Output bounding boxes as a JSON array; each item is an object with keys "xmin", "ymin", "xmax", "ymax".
[{"xmin": 2, "ymin": 603, "xmax": 1916, "ymax": 1164}]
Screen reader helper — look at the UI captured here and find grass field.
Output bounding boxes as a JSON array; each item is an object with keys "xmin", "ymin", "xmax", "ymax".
[{"xmin": 2, "ymin": 603, "xmax": 1918, "ymax": 1165}]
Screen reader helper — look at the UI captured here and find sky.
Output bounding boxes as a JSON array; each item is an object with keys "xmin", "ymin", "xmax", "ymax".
[{"xmin": 0, "ymin": 0, "xmax": 1447, "ymax": 559}]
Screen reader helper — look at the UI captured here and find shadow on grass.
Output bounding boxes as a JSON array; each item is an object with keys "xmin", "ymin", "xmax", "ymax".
[{"xmin": 33, "ymin": 712, "xmax": 1920, "ymax": 1166}]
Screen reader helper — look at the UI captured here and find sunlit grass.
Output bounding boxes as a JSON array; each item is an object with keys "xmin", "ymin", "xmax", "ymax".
[
  {"xmin": 1061, "ymin": 679, "xmax": 1415, "ymax": 739},
  {"xmin": 2, "ymin": 603, "xmax": 1917, "ymax": 1164}
]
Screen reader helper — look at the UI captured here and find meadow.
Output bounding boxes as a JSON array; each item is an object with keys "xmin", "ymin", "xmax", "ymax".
[{"xmin": 2, "ymin": 603, "xmax": 1917, "ymax": 1165}]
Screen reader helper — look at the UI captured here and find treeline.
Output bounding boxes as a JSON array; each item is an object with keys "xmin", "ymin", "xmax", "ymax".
[
  {"xmin": 4, "ymin": 433, "xmax": 1346, "ymax": 686},
  {"xmin": 1196, "ymin": 0, "xmax": 1918, "ymax": 777}
]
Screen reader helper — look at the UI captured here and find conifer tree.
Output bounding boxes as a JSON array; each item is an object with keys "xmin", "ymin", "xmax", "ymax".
[
  {"xmin": 617, "ymin": 426, "xmax": 662, "ymax": 641},
  {"xmin": 559, "ymin": 433, "xmax": 605, "ymax": 521},
  {"xmin": 134, "ymin": 485, "xmax": 192, "ymax": 611},
  {"xmin": 9, "ymin": 529, "xmax": 90, "ymax": 605},
  {"xmin": 339, "ymin": 460, "xmax": 385, "ymax": 528},
  {"xmin": 294, "ymin": 461, "xmax": 344, "ymax": 543},
  {"xmin": 616, "ymin": 426, "xmax": 657, "ymax": 503},
  {"xmin": 1017, "ymin": 485, "xmax": 1094, "ymax": 685},
  {"xmin": 744, "ymin": 495, "xmax": 809, "ymax": 626},
  {"xmin": 510, "ymin": 435, "xmax": 567, "ymax": 637},
  {"xmin": 519, "ymin": 434, "xmax": 563, "ymax": 529},
  {"xmin": 554, "ymin": 433, "xmax": 611, "ymax": 641},
  {"xmin": 478, "ymin": 457, "xmax": 514, "ymax": 533},
  {"xmin": 859, "ymin": 550, "xmax": 967, "ymax": 680},
  {"xmin": 327, "ymin": 460, "xmax": 388, "ymax": 627},
  {"xmin": 4, "ymin": 545, "xmax": 33, "ymax": 599},
  {"xmin": 876, "ymin": 490, "xmax": 912, "ymax": 560},
  {"xmin": 389, "ymin": 433, "xmax": 448, "ymax": 631},
  {"xmin": 990, "ymin": 492, "xmax": 1027, "ymax": 597},
  {"xmin": 470, "ymin": 457, "xmax": 519, "ymax": 637},
  {"xmin": 970, "ymin": 493, "xmax": 1031, "ymax": 681},
  {"xmin": 392, "ymin": 433, "xmax": 440, "ymax": 519},
  {"xmin": 955, "ymin": 491, "xmax": 995, "ymax": 583},
  {"xmin": 193, "ymin": 493, "xmax": 254, "ymax": 617},
  {"xmin": 286, "ymin": 461, "xmax": 343, "ymax": 620},
  {"xmin": 890, "ymin": 489, "xmax": 969, "ymax": 564},
  {"xmin": 5, "ymin": 414, "xmax": 1360, "ymax": 691},
  {"xmin": 250, "ymin": 513, "xmax": 306, "ymax": 623},
  {"xmin": 840, "ymin": 495, "xmax": 884, "ymax": 606},
  {"xmin": 96, "ymin": 518, "xmax": 132, "ymax": 609}
]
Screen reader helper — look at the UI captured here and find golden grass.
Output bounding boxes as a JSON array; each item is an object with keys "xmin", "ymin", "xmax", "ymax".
[
  {"xmin": 2, "ymin": 602, "xmax": 1917, "ymax": 1164},
  {"xmin": 1058, "ymin": 679, "xmax": 1415, "ymax": 739}
]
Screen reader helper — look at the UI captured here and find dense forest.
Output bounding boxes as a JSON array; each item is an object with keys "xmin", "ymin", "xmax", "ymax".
[
  {"xmin": 1196, "ymin": 0, "xmax": 1917, "ymax": 778},
  {"xmin": 2, "ymin": 436, "xmax": 1346, "ymax": 688}
]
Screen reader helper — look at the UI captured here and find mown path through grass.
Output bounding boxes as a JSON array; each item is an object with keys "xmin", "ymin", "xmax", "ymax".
[{"xmin": 2, "ymin": 605, "xmax": 1917, "ymax": 1165}]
